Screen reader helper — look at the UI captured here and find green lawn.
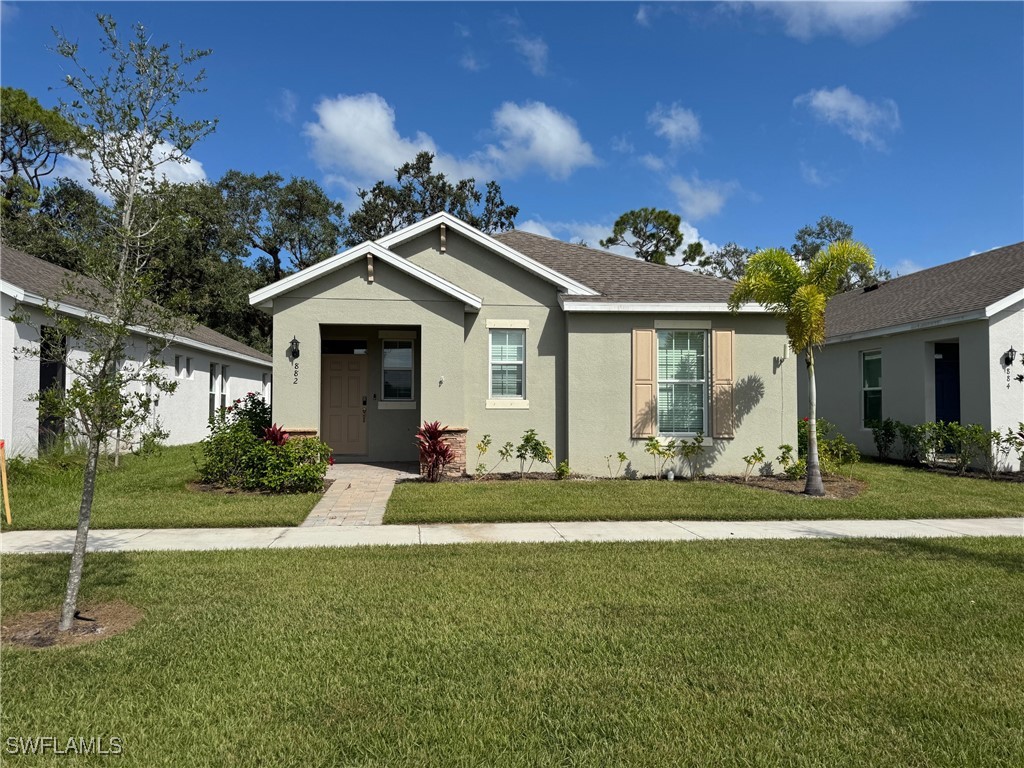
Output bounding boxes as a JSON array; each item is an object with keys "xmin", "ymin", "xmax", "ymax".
[
  {"xmin": 2, "ymin": 538, "xmax": 1022, "ymax": 766},
  {"xmin": 386, "ymin": 461, "xmax": 1024, "ymax": 524},
  {"xmin": 0, "ymin": 445, "xmax": 318, "ymax": 530}
]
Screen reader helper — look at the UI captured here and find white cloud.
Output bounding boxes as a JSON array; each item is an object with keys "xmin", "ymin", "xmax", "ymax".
[
  {"xmin": 455, "ymin": 23, "xmax": 471, "ymax": 39},
  {"xmin": 892, "ymin": 258, "xmax": 922, "ymax": 276},
  {"xmin": 460, "ymin": 52, "xmax": 483, "ymax": 72},
  {"xmin": 795, "ymin": 85, "xmax": 900, "ymax": 149},
  {"xmin": 611, "ymin": 134, "xmax": 635, "ymax": 154},
  {"xmin": 639, "ymin": 154, "xmax": 665, "ymax": 172},
  {"xmin": 305, "ymin": 94, "xmax": 595, "ymax": 190},
  {"xmin": 512, "ymin": 34, "xmax": 548, "ymax": 76},
  {"xmin": 484, "ymin": 101, "xmax": 597, "ymax": 180},
  {"xmin": 57, "ymin": 138, "xmax": 206, "ymax": 202},
  {"xmin": 668, "ymin": 174, "xmax": 737, "ymax": 220},
  {"xmin": 0, "ymin": 1, "xmax": 19, "ymax": 22},
  {"xmin": 635, "ymin": 5, "xmax": 651, "ymax": 26},
  {"xmin": 518, "ymin": 219, "xmax": 554, "ymax": 238},
  {"xmin": 648, "ymin": 103, "xmax": 702, "ymax": 150},
  {"xmin": 799, "ymin": 160, "xmax": 830, "ymax": 188},
  {"xmin": 272, "ymin": 88, "xmax": 298, "ymax": 123},
  {"xmin": 757, "ymin": 1, "xmax": 913, "ymax": 43}
]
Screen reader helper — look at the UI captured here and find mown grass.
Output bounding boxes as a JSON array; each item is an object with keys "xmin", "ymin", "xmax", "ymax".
[
  {"xmin": 2, "ymin": 538, "xmax": 1022, "ymax": 766},
  {"xmin": 386, "ymin": 460, "xmax": 1024, "ymax": 524},
  {"xmin": 1, "ymin": 445, "xmax": 317, "ymax": 530}
]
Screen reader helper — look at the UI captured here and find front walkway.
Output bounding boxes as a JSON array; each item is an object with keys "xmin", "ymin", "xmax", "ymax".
[
  {"xmin": 300, "ymin": 462, "xmax": 419, "ymax": 526},
  {"xmin": 2, "ymin": 517, "xmax": 1021, "ymax": 554}
]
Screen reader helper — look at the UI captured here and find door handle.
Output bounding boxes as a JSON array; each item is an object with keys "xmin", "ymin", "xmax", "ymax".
[{"xmin": 362, "ymin": 395, "xmax": 367, "ymax": 406}]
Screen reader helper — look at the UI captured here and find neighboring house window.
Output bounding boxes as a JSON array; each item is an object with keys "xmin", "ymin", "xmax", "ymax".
[
  {"xmin": 221, "ymin": 366, "xmax": 230, "ymax": 410},
  {"xmin": 262, "ymin": 373, "xmax": 272, "ymax": 403},
  {"xmin": 185, "ymin": 357, "xmax": 193, "ymax": 379},
  {"xmin": 490, "ymin": 329, "xmax": 525, "ymax": 398},
  {"xmin": 209, "ymin": 363, "xmax": 225, "ymax": 420},
  {"xmin": 657, "ymin": 330, "xmax": 707, "ymax": 434},
  {"xmin": 862, "ymin": 351, "xmax": 882, "ymax": 427},
  {"xmin": 382, "ymin": 340, "xmax": 414, "ymax": 400},
  {"xmin": 175, "ymin": 355, "xmax": 183, "ymax": 378}
]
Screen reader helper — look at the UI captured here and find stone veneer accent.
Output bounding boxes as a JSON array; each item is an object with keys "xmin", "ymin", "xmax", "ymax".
[
  {"xmin": 420, "ymin": 426, "xmax": 468, "ymax": 477},
  {"xmin": 287, "ymin": 428, "xmax": 319, "ymax": 440}
]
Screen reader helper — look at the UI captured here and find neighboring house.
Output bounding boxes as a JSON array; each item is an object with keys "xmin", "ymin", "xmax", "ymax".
[
  {"xmin": 249, "ymin": 213, "xmax": 796, "ymax": 476},
  {"xmin": 1, "ymin": 244, "xmax": 272, "ymax": 458},
  {"xmin": 801, "ymin": 242, "xmax": 1024, "ymax": 462}
]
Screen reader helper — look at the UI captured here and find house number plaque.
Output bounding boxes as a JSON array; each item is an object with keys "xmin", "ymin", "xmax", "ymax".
[{"xmin": 292, "ymin": 361, "xmax": 299, "ymax": 384}]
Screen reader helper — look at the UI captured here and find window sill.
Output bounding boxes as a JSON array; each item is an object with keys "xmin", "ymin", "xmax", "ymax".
[
  {"xmin": 486, "ymin": 399, "xmax": 529, "ymax": 410},
  {"xmin": 378, "ymin": 401, "xmax": 416, "ymax": 410}
]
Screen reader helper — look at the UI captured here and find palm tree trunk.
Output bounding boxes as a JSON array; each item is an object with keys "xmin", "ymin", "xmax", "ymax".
[
  {"xmin": 804, "ymin": 348, "xmax": 826, "ymax": 497},
  {"xmin": 58, "ymin": 435, "xmax": 101, "ymax": 631}
]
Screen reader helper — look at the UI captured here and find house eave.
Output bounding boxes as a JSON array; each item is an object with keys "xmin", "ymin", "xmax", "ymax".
[
  {"xmin": 824, "ymin": 309, "xmax": 989, "ymax": 345},
  {"xmin": 558, "ymin": 298, "xmax": 767, "ymax": 313}
]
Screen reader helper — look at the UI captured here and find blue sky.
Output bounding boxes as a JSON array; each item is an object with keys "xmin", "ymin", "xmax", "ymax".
[{"xmin": 2, "ymin": 1, "xmax": 1022, "ymax": 274}]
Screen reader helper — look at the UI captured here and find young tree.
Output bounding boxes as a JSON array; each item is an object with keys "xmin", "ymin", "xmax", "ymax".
[
  {"xmin": 600, "ymin": 208, "xmax": 684, "ymax": 265},
  {"xmin": 344, "ymin": 151, "xmax": 518, "ymax": 245},
  {"xmin": 32, "ymin": 16, "xmax": 216, "ymax": 631},
  {"xmin": 218, "ymin": 171, "xmax": 344, "ymax": 282},
  {"xmin": 727, "ymin": 241, "xmax": 874, "ymax": 496},
  {"xmin": 1, "ymin": 86, "xmax": 85, "ymax": 203}
]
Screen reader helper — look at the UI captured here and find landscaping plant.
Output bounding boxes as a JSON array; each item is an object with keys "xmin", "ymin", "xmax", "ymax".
[
  {"xmin": 416, "ymin": 421, "xmax": 456, "ymax": 482},
  {"xmin": 741, "ymin": 446, "xmax": 766, "ymax": 482},
  {"xmin": 605, "ymin": 451, "xmax": 629, "ymax": 479},
  {"xmin": 644, "ymin": 436, "xmax": 677, "ymax": 479},
  {"xmin": 871, "ymin": 418, "xmax": 898, "ymax": 460},
  {"xmin": 677, "ymin": 432, "xmax": 706, "ymax": 479},
  {"xmin": 515, "ymin": 428, "xmax": 553, "ymax": 478}
]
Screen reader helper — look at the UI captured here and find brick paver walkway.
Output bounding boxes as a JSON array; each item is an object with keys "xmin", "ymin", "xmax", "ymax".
[{"xmin": 300, "ymin": 463, "xmax": 419, "ymax": 526}]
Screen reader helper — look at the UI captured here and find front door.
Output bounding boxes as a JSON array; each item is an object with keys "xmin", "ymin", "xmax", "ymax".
[
  {"xmin": 321, "ymin": 354, "xmax": 368, "ymax": 454},
  {"xmin": 934, "ymin": 342, "xmax": 960, "ymax": 424}
]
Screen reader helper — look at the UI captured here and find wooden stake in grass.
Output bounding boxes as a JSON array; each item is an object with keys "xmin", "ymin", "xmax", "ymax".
[{"xmin": 0, "ymin": 439, "xmax": 11, "ymax": 524}]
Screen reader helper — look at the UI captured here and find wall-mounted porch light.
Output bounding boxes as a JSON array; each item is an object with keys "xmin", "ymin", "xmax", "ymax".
[
  {"xmin": 288, "ymin": 336, "xmax": 300, "ymax": 360},
  {"xmin": 1003, "ymin": 346, "xmax": 1017, "ymax": 367}
]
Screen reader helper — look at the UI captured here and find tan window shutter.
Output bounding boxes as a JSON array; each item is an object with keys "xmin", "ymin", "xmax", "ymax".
[
  {"xmin": 631, "ymin": 329, "xmax": 657, "ymax": 438},
  {"xmin": 712, "ymin": 329, "xmax": 735, "ymax": 439}
]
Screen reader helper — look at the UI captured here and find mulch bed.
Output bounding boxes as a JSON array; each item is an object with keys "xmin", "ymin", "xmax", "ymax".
[
  {"xmin": 1, "ymin": 601, "xmax": 143, "ymax": 650},
  {"xmin": 187, "ymin": 478, "xmax": 335, "ymax": 495},
  {"xmin": 710, "ymin": 474, "xmax": 866, "ymax": 499}
]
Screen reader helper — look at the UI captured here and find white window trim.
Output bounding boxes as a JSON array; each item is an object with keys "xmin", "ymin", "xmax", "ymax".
[
  {"xmin": 488, "ymin": 327, "xmax": 527, "ymax": 403},
  {"xmin": 656, "ymin": 329, "xmax": 709, "ymax": 437},
  {"xmin": 486, "ymin": 399, "xmax": 530, "ymax": 410},
  {"xmin": 381, "ymin": 339, "xmax": 415, "ymax": 402},
  {"xmin": 861, "ymin": 350, "xmax": 882, "ymax": 430},
  {"xmin": 486, "ymin": 319, "xmax": 530, "ymax": 329}
]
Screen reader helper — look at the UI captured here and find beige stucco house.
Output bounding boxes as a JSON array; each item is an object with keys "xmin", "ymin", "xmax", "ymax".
[
  {"xmin": 801, "ymin": 242, "xmax": 1023, "ymax": 465},
  {"xmin": 250, "ymin": 213, "xmax": 796, "ymax": 476}
]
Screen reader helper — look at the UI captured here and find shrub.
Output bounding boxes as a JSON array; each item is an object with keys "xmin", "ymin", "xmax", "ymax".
[
  {"xmin": 199, "ymin": 397, "xmax": 329, "ymax": 493},
  {"xmin": 797, "ymin": 418, "xmax": 859, "ymax": 477},
  {"xmin": 263, "ymin": 423, "xmax": 290, "ymax": 446},
  {"xmin": 677, "ymin": 433, "xmax": 706, "ymax": 479},
  {"xmin": 644, "ymin": 436, "xmax": 677, "ymax": 479},
  {"xmin": 416, "ymin": 421, "xmax": 455, "ymax": 482},
  {"xmin": 741, "ymin": 446, "xmax": 766, "ymax": 482},
  {"xmin": 776, "ymin": 444, "xmax": 796, "ymax": 475},
  {"xmin": 515, "ymin": 428, "xmax": 553, "ymax": 478},
  {"xmin": 555, "ymin": 460, "xmax": 571, "ymax": 480},
  {"xmin": 897, "ymin": 421, "xmax": 927, "ymax": 464},
  {"xmin": 605, "ymin": 451, "xmax": 628, "ymax": 479},
  {"xmin": 785, "ymin": 458, "xmax": 807, "ymax": 480},
  {"xmin": 871, "ymin": 418, "xmax": 897, "ymax": 460}
]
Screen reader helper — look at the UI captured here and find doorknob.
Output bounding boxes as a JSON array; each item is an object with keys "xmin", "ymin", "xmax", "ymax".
[{"xmin": 362, "ymin": 395, "xmax": 367, "ymax": 406}]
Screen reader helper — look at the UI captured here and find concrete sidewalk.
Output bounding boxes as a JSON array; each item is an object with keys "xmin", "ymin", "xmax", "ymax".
[{"xmin": 2, "ymin": 517, "xmax": 1021, "ymax": 554}]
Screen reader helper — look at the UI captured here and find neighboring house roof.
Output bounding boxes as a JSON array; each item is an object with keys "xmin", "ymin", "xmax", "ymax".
[
  {"xmin": 0, "ymin": 244, "xmax": 271, "ymax": 365},
  {"xmin": 493, "ymin": 230, "xmax": 743, "ymax": 310},
  {"xmin": 825, "ymin": 241, "xmax": 1024, "ymax": 343},
  {"xmin": 249, "ymin": 241, "xmax": 483, "ymax": 311}
]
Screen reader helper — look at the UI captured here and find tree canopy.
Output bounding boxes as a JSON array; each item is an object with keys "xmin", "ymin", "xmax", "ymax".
[
  {"xmin": 345, "ymin": 151, "xmax": 518, "ymax": 245},
  {"xmin": 600, "ymin": 208, "xmax": 684, "ymax": 266}
]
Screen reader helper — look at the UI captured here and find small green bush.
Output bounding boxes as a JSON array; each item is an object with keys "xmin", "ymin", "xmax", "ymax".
[
  {"xmin": 871, "ymin": 418, "xmax": 898, "ymax": 460},
  {"xmin": 200, "ymin": 395, "xmax": 329, "ymax": 493}
]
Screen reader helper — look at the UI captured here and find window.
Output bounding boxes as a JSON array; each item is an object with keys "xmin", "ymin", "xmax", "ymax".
[
  {"xmin": 209, "ymin": 363, "xmax": 220, "ymax": 420},
  {"xmin": 490, "ymin": 329, "xmax": 525, "ymax": 398},
  {"xmin": 262, "ymin": 373, "xmax": 272, "ymax": 403},
  {"xmin": 382, "ymin": 340, "xmax": 414, "ymax": 400},
  {"xmin": 657, "ymin": 330, "xmax": 706, "ymax": 434},
  {"xmin": 221, "ymin": 366, "xmax": 230, "ymax": 410},
  {"xmin": 185, "ymin": 357, "xmax": 193, "ymax": 379},
  {"xmin": 862, "ymin": 351, "xmax": 882, "ymax": 427},
  {"xmin": 175, "ymin": 355, "xmax": 182, "ymax": 378}
]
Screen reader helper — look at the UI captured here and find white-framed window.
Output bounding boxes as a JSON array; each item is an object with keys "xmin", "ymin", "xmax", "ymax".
[
  {"xmin": 174, "ymin": 355, "xmax": 193, "ymax": 380},
  {"xmin": 262, "ymin": 373, "xmax": 272, "ymax": 403},
  {"xmin": 175, "ymin": 355, "xmax": 182, "ymax": 378},
  {"xmin": 657, "ymin": 330, "xmax": 707, "ymax": 435},
  {"xmin": 862, "ymin": 351, "xmax": 882, "ymax": 428},
  {"xmin": 489, "ymin": 329, "xmax": 525, "ymax": 399},
  {"xmin": 220, "ymin": 365, "xmax": 230, "ymax": 410},
  {"xmin": 382, "ymin": 340, "xmax": 414, "ymax": 400},
  {"xmin": 209, "ymin": 363, "xmax": 220, "ymax": 420}
]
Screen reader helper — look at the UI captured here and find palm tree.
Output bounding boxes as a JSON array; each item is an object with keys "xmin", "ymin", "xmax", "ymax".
[{"xmin": 728, "ymin": 241, "xmax": 874, "ymax": 496}]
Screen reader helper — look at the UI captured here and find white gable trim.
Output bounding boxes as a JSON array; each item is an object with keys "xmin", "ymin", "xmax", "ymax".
[
  {"xmin": 376, "ymin": 212, "xmax": 600, "ymax": 297},
  {"xmin": 559, "ymin": 297, "xmax": 768, "ymax": 313},
  {"xmin": 825, "ymin": 310, "xmax": 989, "ymax": 345},
  {"xmin": 986, "ymin": 288, "xmax": 1024, "ymax": 318},
  {"xmin": 248, "ymin": 241, "xmax": 483, "ymax": 311}
]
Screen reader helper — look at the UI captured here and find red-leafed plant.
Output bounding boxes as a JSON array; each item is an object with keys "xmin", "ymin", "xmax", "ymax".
[
  {"xmin": 416, "ymin": 420, "xmax": 455, "ymax": 482},
  {"xmin": 263, "ymin": 423, "xmax": 290, "ymax": 446}
]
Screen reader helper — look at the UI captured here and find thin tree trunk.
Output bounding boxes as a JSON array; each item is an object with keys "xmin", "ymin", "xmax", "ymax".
[
  {"xmin": 804, "ymin": 348, "xmax": 826, "ymax": 497},
  {"xmin": 58, "ymin": 435, "xmax": 101, "ymax": 631}
]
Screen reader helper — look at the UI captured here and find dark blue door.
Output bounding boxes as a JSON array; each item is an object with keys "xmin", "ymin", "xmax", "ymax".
[{"xmin": 934, "ymin": 342, "xmax": 960, "ymax": 423}]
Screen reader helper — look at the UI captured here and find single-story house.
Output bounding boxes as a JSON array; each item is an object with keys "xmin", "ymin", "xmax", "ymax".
[
  {"xmin": 249, "ymin": 213, "xmax": 796, "ymax": 477},
  {"xmin": 1, "ymin": 244, "xmax": 272, "ymax": 458},
  {"xmin": 801, "ymin": 241, "xmax": 1023, "ymax": 463}
]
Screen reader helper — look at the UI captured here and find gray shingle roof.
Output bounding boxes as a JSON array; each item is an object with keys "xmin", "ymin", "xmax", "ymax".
[
  {"xmin": 825, "ymin": 241, "xmax": 1024, "ymax": 339},
  {"xmin": 493, "ymin": 230, "xmax": 737, "ymax": 303},
  {"xmin": 1, "ymin": 244, "xmax": 271, "ymax": 362}
]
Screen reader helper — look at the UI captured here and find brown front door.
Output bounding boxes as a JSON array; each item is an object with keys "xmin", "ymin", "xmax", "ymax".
[{"xmin": 321, "ymin": 354, "xmax": 368, "ymax": 455}]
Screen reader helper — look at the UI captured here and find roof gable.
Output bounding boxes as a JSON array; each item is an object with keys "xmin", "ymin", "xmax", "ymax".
[
  {"xmin": 825, "ymin": 241, "xmax": 1024, "ymax": 341},
  {"xmin": 248, "ymin": 241, "xmax": 482, "ymax": 310}
]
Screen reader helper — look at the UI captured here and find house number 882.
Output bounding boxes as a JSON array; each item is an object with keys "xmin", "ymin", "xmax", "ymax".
[{"xmin": 292, "ymin": 361, "xmax": 299, "ymax": 384}]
